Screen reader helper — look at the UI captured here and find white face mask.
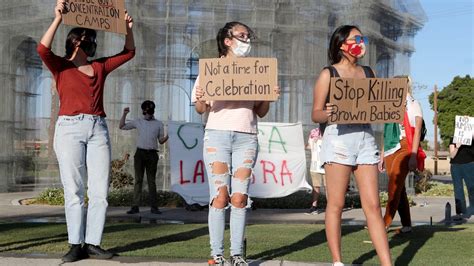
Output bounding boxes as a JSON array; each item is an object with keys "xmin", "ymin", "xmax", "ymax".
[{"xmin": 232, "ymin": 39, "xmax": 251, "ymax": 57}]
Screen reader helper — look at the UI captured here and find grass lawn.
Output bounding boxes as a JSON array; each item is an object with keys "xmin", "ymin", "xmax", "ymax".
[{"xmin": 1, "ymin": 222, "xmax": 473, "ymax": 265}]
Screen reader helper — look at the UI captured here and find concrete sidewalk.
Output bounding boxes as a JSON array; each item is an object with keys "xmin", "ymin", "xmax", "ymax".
[{"xmin": 0, "ymin": 191, "xmax": 470, "ymax": 225}]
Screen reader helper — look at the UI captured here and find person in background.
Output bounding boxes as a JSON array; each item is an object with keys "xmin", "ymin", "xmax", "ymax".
[
  {"xmin": 306, "ymin": 128, "xmax": 326, "ymax": 215},
  {"xmin": 120, "ymin": 101, "xmax": 169, "ymax": 215},
  {"xmin": 449, "ymin": 134, "xmax": 474, "ymax": 219},
  {"xmin": 380, "ymin": 76, "xmax": 424, "ymax": 234},
  {"xmin": 312, "ymin": 25, "xmax": 392, "ymax": 266},
  {"xmin": 37, "ymin": 0, "xmax": 135, "ymax": 262}
]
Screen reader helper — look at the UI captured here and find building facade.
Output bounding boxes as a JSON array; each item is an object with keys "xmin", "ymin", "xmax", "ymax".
[{"xmin": 0, "ymin": 0, "xmax": 426, "ymax": 192}]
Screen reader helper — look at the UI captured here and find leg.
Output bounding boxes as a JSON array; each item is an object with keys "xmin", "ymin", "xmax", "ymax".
[
  {"xmin": 460, "ymin": 163, "xmax": 474, "ymax": 215},
  {"xmin": 229, "ymin": 133, "xmax": 257, "ymax": 256},
  {"xmin": 451, "ymin": 164, "xmax": 467, "ymax": 215},
  {"xmin": 398, "ymin": 186, "xmax": 412, "ymax": 227},
  {"xmin": 54, "ymin": 119, "xmax": 88, "ymax": 245},
  {"xmin": 146, "ymin": 151, "xmax": 159, "ymax": 209},
  {"xmin": 383, "ymin": 147, "xmax": 411, "ymax": 228},
  {"xmin": 354, "ymin": 165, "xmax": 392, "ymax": 266},
  {"xmin": 324, "ymin": 163, "xmax": 352, "ymax": 263},
  {"xmin": 133, "ymin": 150, "xmax": 145, "ymax": 208},
  {"xmin": 85, "ymin": 118, "xmax": 111, "ymax": 246},
  {"xmin": 310, "ymin": 172, "xmax": 323, "ymax": 207},
  {"xmin": 203, "ymin": 130, "xmax": 232, "ymax": 257}
]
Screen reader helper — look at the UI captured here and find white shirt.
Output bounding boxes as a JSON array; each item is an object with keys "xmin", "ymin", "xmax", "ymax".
[
  {"xmin": 401, "ymin": 95, "xmax": 423, "ymax": 137},
  {"xmin": 122, "ymin": 118, "xmax": 165, "ymax": 150},
  {"xmin": 191, "ymin": 76, "xmax": 258, "ymax": 134}
]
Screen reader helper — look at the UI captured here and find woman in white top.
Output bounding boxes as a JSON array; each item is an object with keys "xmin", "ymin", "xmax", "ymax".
[{"xmin": 192, "ymin": 21, "xmax": 279, "ymax": 265}]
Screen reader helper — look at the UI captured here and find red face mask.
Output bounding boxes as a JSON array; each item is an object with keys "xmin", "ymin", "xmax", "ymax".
[{"xmin": 346, "ymin": 43, "xmax": 362, "ymax": 56}]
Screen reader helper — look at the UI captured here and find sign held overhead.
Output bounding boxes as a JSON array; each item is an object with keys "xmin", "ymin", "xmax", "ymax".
[{"xmin": 63, "ymin": 0, "xmax": 127, "ymax": 35}]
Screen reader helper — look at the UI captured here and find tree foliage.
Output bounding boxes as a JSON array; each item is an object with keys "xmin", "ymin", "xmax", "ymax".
[{"xmin": 429, "ymin": 75, "xmax": 474, "ymax": 149}]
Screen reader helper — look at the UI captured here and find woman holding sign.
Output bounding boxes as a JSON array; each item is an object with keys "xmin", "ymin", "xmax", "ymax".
[
  {"xmin": 193, "ymin": 22, "xmax": 279, "ymax": 265},
  {"xmin": 312, "ymin": 25, "xmax": 392, "ymax": 266},
  {"xmin": 37, "ymin": 0, "xmax": 135, "ymax": 262}
]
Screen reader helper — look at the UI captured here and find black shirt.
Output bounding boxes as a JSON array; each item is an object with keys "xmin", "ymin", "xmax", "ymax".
[{"xmin": 450, "ymin": 137, "xmax": 474, "ymax": 164}]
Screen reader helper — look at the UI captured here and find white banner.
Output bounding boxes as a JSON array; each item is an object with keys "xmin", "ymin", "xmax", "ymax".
[
  {"xmin": 168, "ymin": 121, "xmax": 311, "ymax": 205},
  {"xmin": 453, "ymin": 115, "xmax": 474, "ymax": 145}
]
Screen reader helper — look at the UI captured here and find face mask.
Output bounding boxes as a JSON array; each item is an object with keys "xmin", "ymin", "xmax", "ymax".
[
  {"xmin": 345, "ymin": 42, "xmax": 366, "ymax": 58},
  {"xmin": 232, "ymin": 39, "xmax": 251, "ymax": 57},
  {"xmin": 142, "ymin": 108, "xmax": 155, "ymax": 116},
  {"xmin": 79, "ymin": 40, "xmax": 97, "ymax": 57}
]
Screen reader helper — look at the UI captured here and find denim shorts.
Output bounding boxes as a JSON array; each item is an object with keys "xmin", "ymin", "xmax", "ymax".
[
  {"xmin": 203, "ymin": 129, "xmax": 258, "ymax": 208},
  {"xmin": 320, "ymin": 124, "xmax": 380, "ymax": 166}
]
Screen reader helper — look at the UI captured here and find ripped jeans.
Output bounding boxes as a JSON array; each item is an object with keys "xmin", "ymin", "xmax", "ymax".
[{"xmin": 203, "ymin": 129, "xmax": 258, "ymax": 257}]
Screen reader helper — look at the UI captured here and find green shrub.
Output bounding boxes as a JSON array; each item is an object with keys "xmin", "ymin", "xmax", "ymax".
[
  {"xmin": 35, "ymin": 187, "xmax": 65, "ymax": 205},
  {"xmin": 415, "ymin": 169, "xmax": 433, "ymax": 194},
  {"xmin": 379, "ymin": 191, "xmax": 416, "ymax": 207},
  {"xmin": 420, "ymin": 181, "xmax": 454, "ymax": 196},
  {"xmin": 110, "ymin": 154, "xmax": 134, "ymax": 190}
]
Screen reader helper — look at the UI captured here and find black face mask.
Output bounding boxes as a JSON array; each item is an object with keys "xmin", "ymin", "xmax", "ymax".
[
  {"xmin": 79, "ymin": 40, "xmax": 97, "ymax": 57},
  {"xmin": 142, "ymin": 108, "xmax": 155, "ymax": 116}
]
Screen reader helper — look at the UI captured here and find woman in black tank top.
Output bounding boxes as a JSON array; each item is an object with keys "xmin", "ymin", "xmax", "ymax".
[{"xmin": 312, "ymin": 25, "xmax": 392, "ymax": 266}]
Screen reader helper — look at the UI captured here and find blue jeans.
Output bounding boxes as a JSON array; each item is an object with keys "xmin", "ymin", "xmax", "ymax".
[
  {"xmin": 203, "ymin": 129, "xmax": 258, "ymax": 256},
  {"xmin": 54, "ymin": 114, "xmax": 111, "ymax": 245},
  {"xmin": 450, "ymin": 162, "xmax": 474, "ymax": 215}
]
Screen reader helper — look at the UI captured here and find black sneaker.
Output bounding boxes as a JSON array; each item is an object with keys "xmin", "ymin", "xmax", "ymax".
[
  {"xmin": 126, "ymin": 206, "xmax": 139, "ymax": 214},
  {"xmin": 150, "ymin": 207, "xmax": 162, "ymax": 214},
  {"xmin": 305, "ymin": 206, "xmax": 321, "ymax": 215},
  {"xmin": 84, "ymin": 244, "xmax": 113, "ymax": 259},
  {"xmin": 230, "ymin": 254, "xmax": 248, "ymax": 266},
  {"xmin": 62, "ymin": 244, "xmax": 86, "ymax": 262}
]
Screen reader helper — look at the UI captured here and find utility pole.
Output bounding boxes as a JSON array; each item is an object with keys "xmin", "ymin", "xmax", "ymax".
[{"xmin": 433, "ymin": 85, "xmax": 438, "ymax": 175}]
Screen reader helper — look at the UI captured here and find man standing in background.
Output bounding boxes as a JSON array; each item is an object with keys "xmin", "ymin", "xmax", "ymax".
[{"xmin": 120, "ymin": 100, "xmax": 168, "ymax": 214}]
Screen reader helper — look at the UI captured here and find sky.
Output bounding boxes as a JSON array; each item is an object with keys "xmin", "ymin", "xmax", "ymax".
[{"xmin": 410, "ymin": 0, "xmax": 474, "ymax": 144}]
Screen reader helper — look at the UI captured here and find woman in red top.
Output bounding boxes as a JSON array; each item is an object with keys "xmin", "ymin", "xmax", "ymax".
[{"xmin": 37, "ymin": 0, "xmax": 135, "ymax": 262}]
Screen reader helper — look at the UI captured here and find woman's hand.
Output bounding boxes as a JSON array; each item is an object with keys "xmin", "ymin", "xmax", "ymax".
[
  {"xmin": 274, "ymin": 86, "xmax": 281, "ymax": 99},
  {"xmin": 378, "ymin": 160, "xmax": 385, "ymax": 173},
  {"xmin": 55, "ymin": 0, "xmax": 68, "ymax": 20},
  {"xmin": 324, "ymin": 103, "xmax": 335, "ymax": 119},
  {"xmin": 125, "ymin": 10, "xmax": 133, "ymax": 30},
  {"xmin": 195, "ymin": 86, "xmax": 206, "ymax": 102},
  {"xmin": 408, "ymin": 153, "xmax": 417, "ymax": 171}
]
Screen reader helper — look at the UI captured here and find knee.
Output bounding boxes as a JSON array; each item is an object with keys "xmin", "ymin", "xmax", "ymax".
[
  {"xmin": 363, "ymin": 200, "xmax": 381, "ymax": 214},
  {"xmin": 231, "ymin": 193, "xmax": 248, "ymax": 208},
  {"xmin": 211, "ymin": 196, "xmax": 229, "ymax": 209}
]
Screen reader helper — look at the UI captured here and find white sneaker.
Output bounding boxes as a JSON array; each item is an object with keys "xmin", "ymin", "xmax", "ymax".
[{"xmin": 333, "ymin": 262, "xmax": 344, "ymax": 266}]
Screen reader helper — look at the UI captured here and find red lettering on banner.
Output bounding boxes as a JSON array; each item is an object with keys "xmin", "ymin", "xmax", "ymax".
[
  {"xmin": 260, "ymin": 160, "xmax": 278, "ymax": 184},
  {"xmin": 179, "ymin": 160, "xmax": 191, "ymax": 184},
  {"xmin": 280, "ymin": 160, "xmax": 293, "ymax": 186},
  {"xmin": 193, "ymin": 160, "xmax": 205, "ymax": 183}
]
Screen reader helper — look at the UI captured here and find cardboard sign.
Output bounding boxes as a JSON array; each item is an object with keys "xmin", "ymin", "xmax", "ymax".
[
  {"xmin": 168, "ymin": 121, "xmax": 311, "ymax": 205},
  {"xmin": 63, "ymin": 0, "xmax": 127, "ymax": 35},
  {"xmin": 453, "ymin": 115, "xmax": 474, "ymax": 145},
  {"xmin": 328, "ymin": 78, "xmax": 407, "ymax": 124},
  {"xmin": 199, "ymin": 57, "xmax": 278, "ymax": 101}
]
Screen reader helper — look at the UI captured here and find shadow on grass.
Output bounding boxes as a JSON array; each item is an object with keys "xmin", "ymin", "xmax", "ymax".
[
  {"xmin": 249, "ymin": 225, "xmax": 364, "ymax": 260},
  {"xmin": 351, "ymin": 226, "xmax": 466, "ymax": 265},
  {"xmin": 108, "ymin": 225, "xmax": 209, "ymax": 254},
  {"xmin": 0, "ymin": 223, "xmax": 68, "ymax": 252}
]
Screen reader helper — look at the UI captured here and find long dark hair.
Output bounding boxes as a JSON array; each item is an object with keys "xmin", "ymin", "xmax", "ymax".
[
  {"xmin": 65, "ymin": 27, "xmax": 97, "ymax": 59},
  {"xmin": 216, "ymin": 21, "xmax": 254, "ymax": 57},
  {"xmin": 328, "ymin": 25, "xmax": 361, "ymax": 64}
]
